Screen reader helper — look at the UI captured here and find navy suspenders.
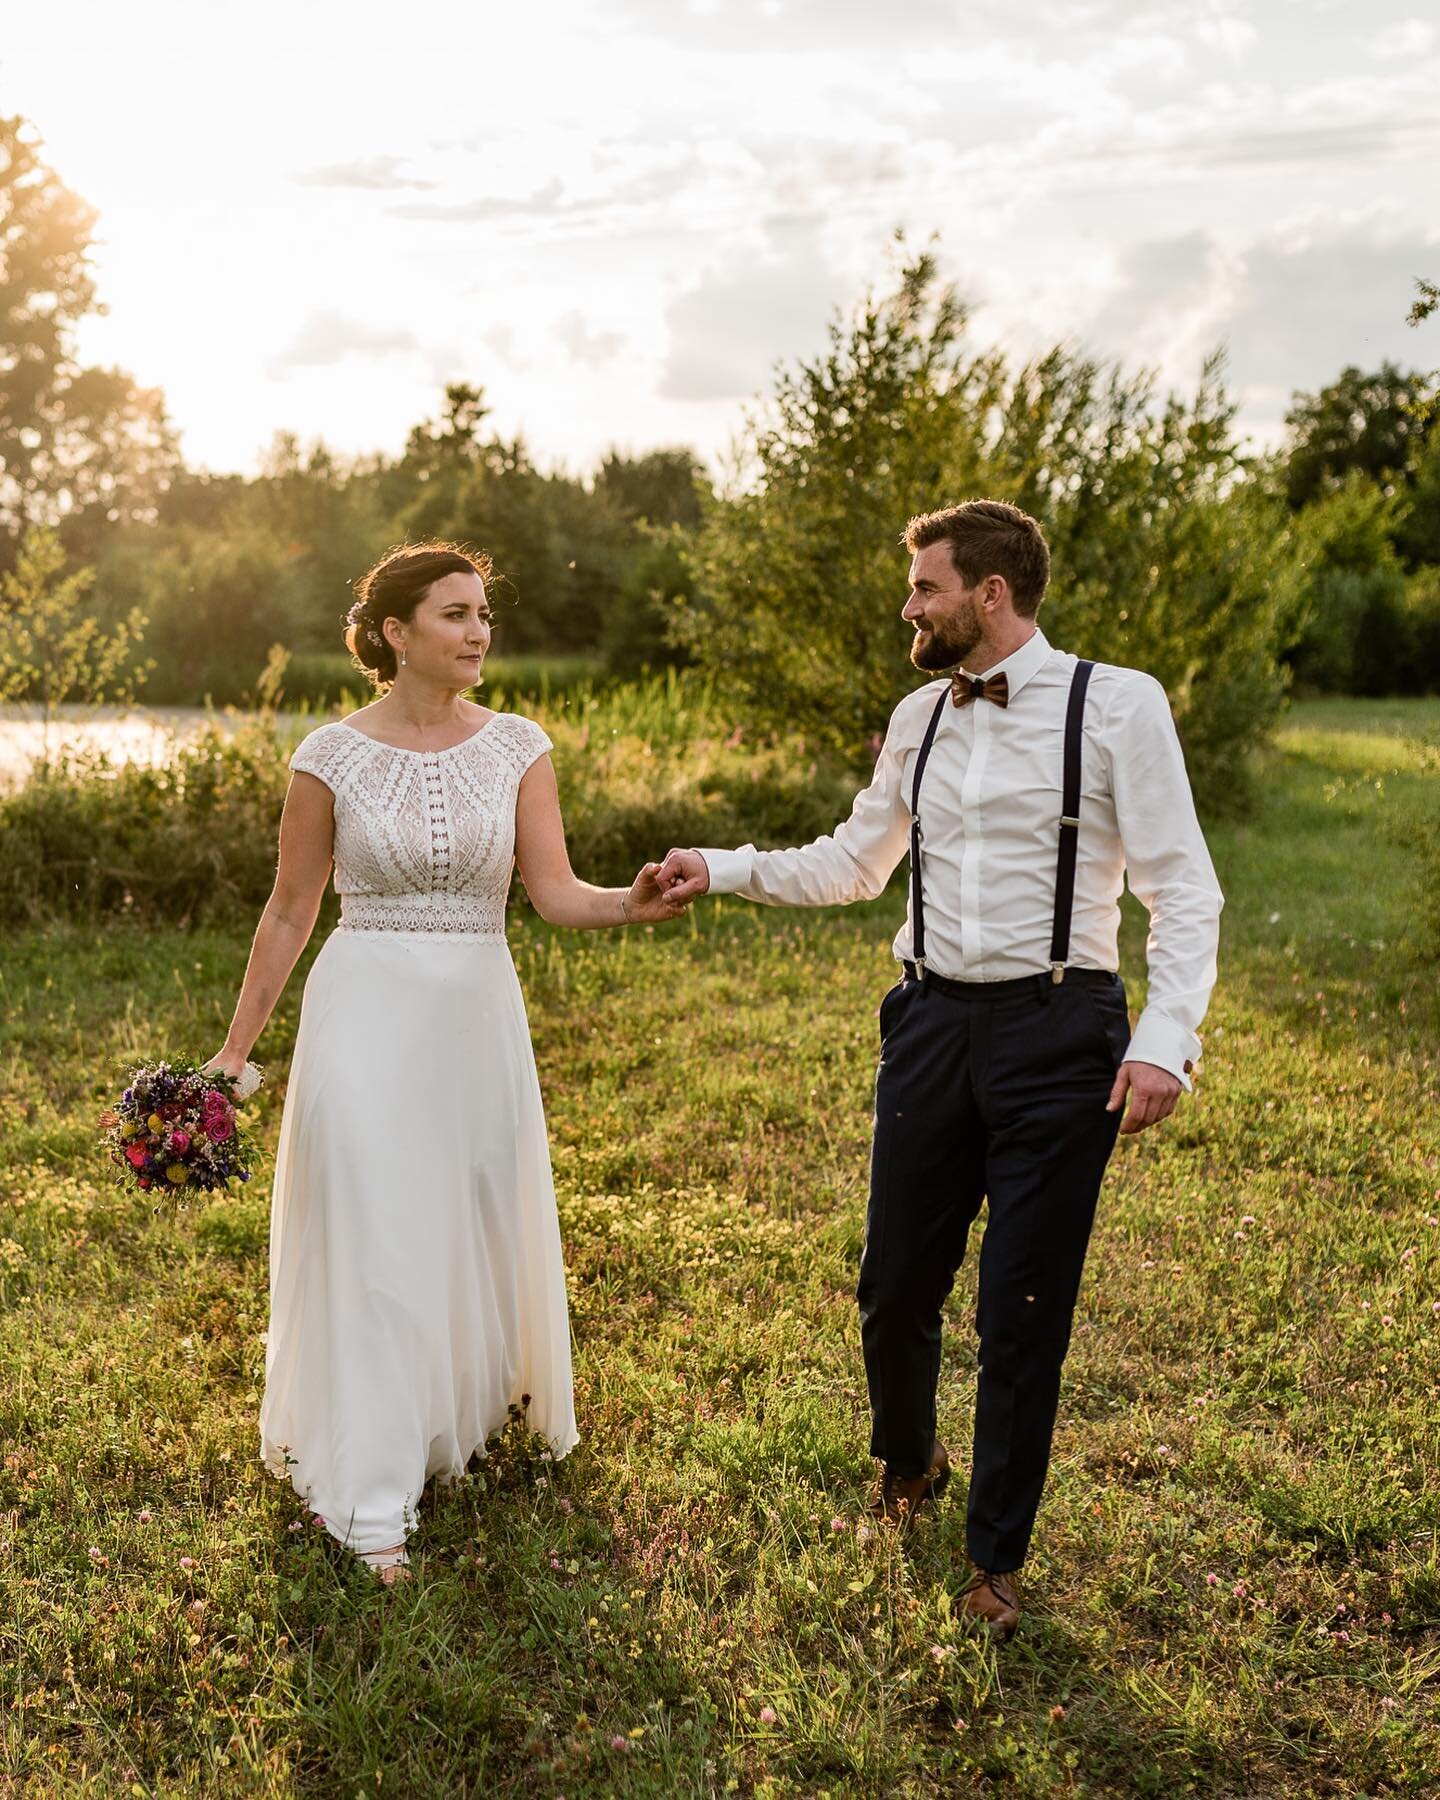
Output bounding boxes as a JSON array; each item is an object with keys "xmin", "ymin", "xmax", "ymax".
[
  {"xmin": 906, "ymin": 687, "xmax": 950, "ymax": 983},
  {"xmin": 1049, "ymin": 658, "xmax": 1095, "ymax": 982},
  {"xmin": 907, "ymin": 658, "xmax": 1096, "ymax": 987}
]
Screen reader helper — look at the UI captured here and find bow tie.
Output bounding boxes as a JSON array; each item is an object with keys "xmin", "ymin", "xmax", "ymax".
[{"xmin": 950, "ymin": 670, "xmax": 1009, "ymax": 709}]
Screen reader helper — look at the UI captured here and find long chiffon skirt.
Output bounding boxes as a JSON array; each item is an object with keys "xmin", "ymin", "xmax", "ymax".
[{"xmin": 259, "ymin": 928, "xmax": 578, "ymax": 1554}]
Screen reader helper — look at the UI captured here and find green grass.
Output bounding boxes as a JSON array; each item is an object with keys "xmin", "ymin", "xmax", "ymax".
[{"xmin": 2, "ymin": 697, "xmax": 1438, "ymax": 1796}]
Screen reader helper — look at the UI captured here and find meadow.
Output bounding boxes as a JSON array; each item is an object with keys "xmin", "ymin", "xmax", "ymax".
[{"xmin": 2, "ymin": 697, "xmax": 1438, "ymax": 1797}]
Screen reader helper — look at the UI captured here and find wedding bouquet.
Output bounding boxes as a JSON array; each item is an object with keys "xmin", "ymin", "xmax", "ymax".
[{"xmin": 100, "ymin": 1057, "xmax": 263, "ymax": 1203}]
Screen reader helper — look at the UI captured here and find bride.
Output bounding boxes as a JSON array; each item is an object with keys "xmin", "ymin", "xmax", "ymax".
[{"xmin": 204, "ymin": 540, "xmax": 687, "ymax": 1583}]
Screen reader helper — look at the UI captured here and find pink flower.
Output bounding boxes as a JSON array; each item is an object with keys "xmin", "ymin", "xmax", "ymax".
[
  {"xmin": 1206, "ymin": 1573, "xmax": 1219, "ymax": 1586},
  {"xmin": 610, "ymin": 1735, "xmax": 629, "ymax": 1751},
  {"xmin": 138, "ymin": 1510, "xmax": 152, "ymax": 1524},
  {"xmin": 759, "ymin": 1706, "xmax": 777, "ymax": 1725},
  {"xmin": 206, "ymin": 1113, "xmax": 234, "ymax": 1143},
  {"xmin": 559, "ymin": 1497, "xmax": 574, "ymax": 1515},
  {"xmin": 830, "ymin": 1517, "xmax": 845, "ymax": 1532},
  {"xmin": 179, "ymin": 1556, "xmax": 196, "ymax": 1569},
  {"xmin": 168, "ymin": 1129, "xmax": 191, "ymax": 1155},
  {"xmin": 125, "ymin": 1144, "xmax": 148, "ymax": 1168}
]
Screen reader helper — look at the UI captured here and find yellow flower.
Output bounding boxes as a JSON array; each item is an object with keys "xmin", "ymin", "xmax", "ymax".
[
  {"xmin": 147, "ymin": 1114, "xmax": 164, "ymax": 1135},
  {"xmin": 121, "ymin": 1121, "xmax": 139, "ymax": 1140},
  {"xmin": 166, "ymin": 1163, "xmax": 189, "ymax": 1185}
]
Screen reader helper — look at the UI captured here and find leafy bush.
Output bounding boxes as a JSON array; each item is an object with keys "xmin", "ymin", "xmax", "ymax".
[
  {"xmin": 0, "ymin": 675, "xmax": 864, "ymax": 925},
  {"xmin": 677, "ymin": 256, "xmax": 1302, "ymax": 812}
]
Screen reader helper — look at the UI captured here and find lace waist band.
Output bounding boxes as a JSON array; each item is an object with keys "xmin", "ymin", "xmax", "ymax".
[{"xmin": 337, "ymin": 894, "xmax": 507, "ymax": 936}]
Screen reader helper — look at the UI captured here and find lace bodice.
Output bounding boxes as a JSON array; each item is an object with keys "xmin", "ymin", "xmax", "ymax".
[{"xmin": 288, "ymin": 713, "xmax": 553, "ymax": 935}]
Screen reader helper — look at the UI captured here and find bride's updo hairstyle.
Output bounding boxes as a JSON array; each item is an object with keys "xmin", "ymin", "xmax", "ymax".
[{"xmin": 344, "ymin": 541, "xmax": 495, "ymax": 689}]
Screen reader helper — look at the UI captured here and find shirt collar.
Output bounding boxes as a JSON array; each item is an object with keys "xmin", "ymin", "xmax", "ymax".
[{"xmin": 968, "ymin": 627, "xmax": 1052, "ymax": 701}]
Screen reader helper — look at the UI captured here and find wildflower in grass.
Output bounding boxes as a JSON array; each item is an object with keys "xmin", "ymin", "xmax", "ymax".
[
  {"xmin": 1381, "ymin": 1696, "xmax": 1398, "ymax": 1709},
  {"xmin": 856, "ymin": 1525, "xmax": 872, "ymax": 1545},
  {"xmin": 1206, "ymin": 1573, "xmax": 1219, "ymax": 1586},
  {"xmin": 287, "ymin": 1521, "xmax": 303, "ymax": 1532},
  {"xmin": 759, "ymin": 1706, "xmax": 777, "ymax": 1724},
  {"xmin": 1050, "ymin": 1705, "xmax": 1066, "ymax": 1722},
  {"xmin": 559, "ymin": 1497, "xmax": 574, "ymax": 1515},
  {"xmin": 87, "ymin": 1546, "xmax": 103, "ymax": 1561},
  {"xmin": 610, "ymin": 1735, "xmax": 629, "ymax": 1751},
  {"xmin": 179, "ymin": 1556, "xmax": 196, "ymax": 1569},
  {"xmin": 138, "ymin": 1510, "xmax": 152, "ymax": 1524},
  {"xmin": 1382, "ymin": 1315, "xmax": 1394, "ymax": 1327},
  {"xmin": 830, "ymin": 1516, "xmax": 845, "ymax": 1532},
  {"xmin": 1232, "ymin": 1581, "xmax": 1247, "ymax": 1598}
]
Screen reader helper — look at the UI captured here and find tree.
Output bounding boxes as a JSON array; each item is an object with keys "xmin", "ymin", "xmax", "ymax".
[
  {"xmin": 678, "ymin": 256, "xmax": 1297, "ymax": 807},
  {"xmin": 593, "ymin": 448, "xmax": 707, "ymax": 530},
  {"xmin": 1281, "ymin": 362, "xmax": 1434, "ymax": 511},
  {"xmin": 1409, "ymin": 277, "xmax": 1438, "ymax": 427},
  {"xmin": 0, "ymin": 116, "xmax": 180, "ymax": 544},
  {"xmin": 0, "ymin": 525, "xmax": 149, "ymax": 757}
]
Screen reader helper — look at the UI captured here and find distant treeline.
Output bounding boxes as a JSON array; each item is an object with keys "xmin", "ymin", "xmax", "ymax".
[{"xmin": 2, "ymin": 111, "xmax": 1439, "ymax": 809}]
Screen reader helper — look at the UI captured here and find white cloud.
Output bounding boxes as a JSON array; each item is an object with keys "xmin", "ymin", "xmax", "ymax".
[
  {"xmin": 554, "ymin": 312, "xmax": 627, "ymax": 368},
  {"xmin": 267, "ymin": 312, "xmax": 458, "ymax": 384},
  {"xmin": 292, "ymin": 156, "xmax": 436, "ymax": 191},
  {"xmin": 1370, "ymin": 18, "xmax": 1437, "ymax": 58}
]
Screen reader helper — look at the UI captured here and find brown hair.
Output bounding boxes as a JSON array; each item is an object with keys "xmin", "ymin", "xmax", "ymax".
[
  {"xmin": 343, "ymin": 541, "xmax": 494, "ymax": 688},
  {"xmin": 903, "ymin": 500, "xmax": 1050, "ymax": 617}
]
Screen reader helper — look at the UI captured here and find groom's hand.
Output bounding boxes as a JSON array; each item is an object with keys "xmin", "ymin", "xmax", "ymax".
[
  {"xmin": 1107, "ymin": 1060, "xmax": 1186, "ymax": 1135},
  {"xmin": 657, "ymin": 848, "xmax": 710, "ymax": 903}
]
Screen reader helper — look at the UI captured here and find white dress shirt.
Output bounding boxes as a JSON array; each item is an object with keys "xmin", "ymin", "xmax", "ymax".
[{"xmin": 698, "ymin": 628, "xmax": 1223, "ymax": 1087}]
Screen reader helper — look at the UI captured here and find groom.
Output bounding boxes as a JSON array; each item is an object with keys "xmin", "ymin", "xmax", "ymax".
[{"xmin": 658, "ymin": 500, "xmax": 1223, "ymax": 1639}]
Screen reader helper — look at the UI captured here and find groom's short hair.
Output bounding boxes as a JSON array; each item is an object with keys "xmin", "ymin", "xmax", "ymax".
[{"xmin": 903, "ymin": 500, "xmax": 1050, "ymax": 616}]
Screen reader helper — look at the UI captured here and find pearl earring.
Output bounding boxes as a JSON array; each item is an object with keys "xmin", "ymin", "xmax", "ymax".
[{"xmin": 400, "ymin": 649, "xmax": 407, "ymax": 669}]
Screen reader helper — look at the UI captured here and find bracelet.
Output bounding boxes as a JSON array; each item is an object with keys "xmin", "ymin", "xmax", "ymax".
[{"xmin": 619, "ymin": 891, "xmax": 634, "ymax": 924}]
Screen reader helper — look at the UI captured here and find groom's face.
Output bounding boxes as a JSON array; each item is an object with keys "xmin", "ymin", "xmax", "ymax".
[{"xmin": 903, "ymin": 541, "xmax": 984, "ymax": 671}]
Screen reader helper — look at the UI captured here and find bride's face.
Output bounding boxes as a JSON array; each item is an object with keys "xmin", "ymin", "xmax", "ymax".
[{"xmin": 391, "ymin": 572, "xmax": 493, "ymax": 687}]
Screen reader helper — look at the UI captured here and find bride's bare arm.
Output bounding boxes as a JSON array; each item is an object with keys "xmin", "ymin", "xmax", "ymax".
[
  {"xmin": 205, "ymin": 772, "xmax": 336, "ymax": 1077},
  {"xmin": 514, "ymin": 754, "xmax": 687, "ymax": 929}
]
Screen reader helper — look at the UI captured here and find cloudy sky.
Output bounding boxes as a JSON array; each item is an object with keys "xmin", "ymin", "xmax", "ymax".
[{"xmin": 4, "ymin": 0, "xmax": 1437, "ymax": 476}]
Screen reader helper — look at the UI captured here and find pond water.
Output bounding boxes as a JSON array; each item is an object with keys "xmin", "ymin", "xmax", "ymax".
[{"xmin": 0, "ymin": 704, "xmax": 285, "ymax": 788}]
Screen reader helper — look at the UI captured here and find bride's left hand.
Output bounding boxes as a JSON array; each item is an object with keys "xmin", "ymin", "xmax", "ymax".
[{"xmin": 623, "ymin": 861, "xmax": 691, "ymax": 923}]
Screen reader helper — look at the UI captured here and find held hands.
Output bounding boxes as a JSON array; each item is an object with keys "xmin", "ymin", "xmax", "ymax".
[
  {"xmin": 1107, "ymin": 1058, "xmax": 1193, "ymax": 1135},
  {"xmin": 655, "ymin": 848, "xmax": 710, "ymax": 904},
  {"xmin": 622, "ymin": 861, "xmax": 694, "ymax": 924}
]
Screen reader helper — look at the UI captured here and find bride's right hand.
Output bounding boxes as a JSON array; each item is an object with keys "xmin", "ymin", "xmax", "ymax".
[{"xmin": 202, "ymin": 1048, "xmax": 249, "ymax": 1084}]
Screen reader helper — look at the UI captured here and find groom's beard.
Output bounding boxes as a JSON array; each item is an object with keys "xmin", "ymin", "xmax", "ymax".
[{"xmin": 910, "ymin": 598, "xmax": 982, "ymax": 672}]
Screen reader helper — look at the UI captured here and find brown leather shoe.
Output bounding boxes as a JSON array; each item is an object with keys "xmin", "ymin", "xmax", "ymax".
[
  {"xmin": 959, "ymin": 1564, "xmax": 1020, "ymax": 1640},
  {"xmin": 868, "ymin": 1440, "xmax": 951, "ymax": 1528}
]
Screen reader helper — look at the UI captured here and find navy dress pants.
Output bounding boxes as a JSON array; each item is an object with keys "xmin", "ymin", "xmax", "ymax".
[{"xmin": 856, "ymin": 967, "xmax": 1129, "ymax": 1573}]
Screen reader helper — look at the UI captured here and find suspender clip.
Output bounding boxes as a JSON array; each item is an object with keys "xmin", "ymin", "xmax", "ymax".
[
  {"xmin": 1050, "ymin": 961, "xmax": 1066, "ymax": 985},
  {"xmin": 1059, "ymin": 814, "xmax": 1080, "ymax": 829},
  {"xmin": 914, "ymin": 957, "xmax": 927, "ymax": 985}
]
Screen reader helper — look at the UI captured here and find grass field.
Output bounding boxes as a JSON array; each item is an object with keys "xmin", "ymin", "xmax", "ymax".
[{"xmin": 2, "ymin": 698, "xmax": 1438, "ymax": 1797}]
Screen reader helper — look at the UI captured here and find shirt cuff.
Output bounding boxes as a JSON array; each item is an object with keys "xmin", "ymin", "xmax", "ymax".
[
  {"xmin": 1124, "ymin": 1007, "xmax": 1202, "ymax": 1091},
  {"xmin": 695, "ymin": 845, "xmax": 755, "ymax": 895}
]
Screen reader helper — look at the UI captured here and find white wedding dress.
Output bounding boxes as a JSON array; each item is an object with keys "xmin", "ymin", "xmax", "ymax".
[{"xmin": 258, "ymin": 713, "xmax": 578, "ymax": 1555}]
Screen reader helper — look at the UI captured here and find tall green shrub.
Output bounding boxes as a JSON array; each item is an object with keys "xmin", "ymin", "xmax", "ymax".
[{"xmin": 676, "ymin": 258, "xmax": 1297, "ymax": 809}]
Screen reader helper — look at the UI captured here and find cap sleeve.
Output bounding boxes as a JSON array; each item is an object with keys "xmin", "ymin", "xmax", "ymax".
[
  {"xmin": 490, "ymin": 713, "xmax": 553, "ymax": 779},
  {"xmin": 518, "ymin": 717, "xmax": 554, "ymax": 773},
  {"xmin": 288, "ymin": 724, "xmax": 346, "ymax": 793}
]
